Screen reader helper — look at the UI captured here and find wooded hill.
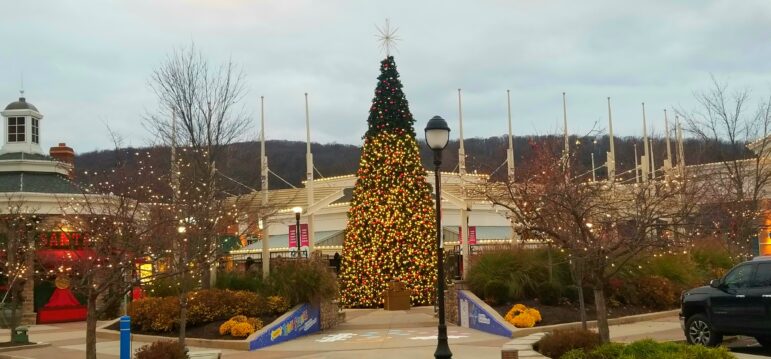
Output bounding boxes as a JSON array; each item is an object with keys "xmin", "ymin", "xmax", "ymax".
[{"xmin": 74, "ymin": 134, "xmax": 743, "ymax": 193}]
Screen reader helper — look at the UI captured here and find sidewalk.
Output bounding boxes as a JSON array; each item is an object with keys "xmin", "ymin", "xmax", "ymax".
[{"xmin": 0, "ymin": 310, "xmax": 766, "ymax": 358}]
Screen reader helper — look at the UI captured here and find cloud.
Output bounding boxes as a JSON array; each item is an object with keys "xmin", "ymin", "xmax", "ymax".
[{"xmin": 1, "ymin": 0, "xmax": 771, "ymax": 153}]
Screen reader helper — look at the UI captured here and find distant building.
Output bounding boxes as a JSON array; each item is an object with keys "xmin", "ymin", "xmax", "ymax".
[{"xmin": 230, "ymin": 172, "xmax": 515, "ymax": 260}]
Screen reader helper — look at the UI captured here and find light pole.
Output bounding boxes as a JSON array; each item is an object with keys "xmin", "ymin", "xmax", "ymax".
[
  {"xmin": 292, "ymin": 207, "xmax": 302, "ymax": 258},
  {"xmin": 425, "ymin": 115, "xmax": 452, "ymax": 359}
]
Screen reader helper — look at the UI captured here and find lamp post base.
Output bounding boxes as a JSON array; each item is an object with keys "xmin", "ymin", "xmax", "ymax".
[{"xmin": 434, "ymin": 322, "xmax": 452, "ymax": 358}]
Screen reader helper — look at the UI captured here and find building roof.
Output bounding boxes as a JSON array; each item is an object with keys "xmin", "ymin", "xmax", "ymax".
[
  {"xmin": 0, "ymin": 152, "xmax": 53, "ymax": 161},
  {"xmin": 4, "ymin": 97, "xmax": 38, "ymax": 112},
  {"xmin": 0, "ymin": 172, "xmax": 80, "ymax": 194}
]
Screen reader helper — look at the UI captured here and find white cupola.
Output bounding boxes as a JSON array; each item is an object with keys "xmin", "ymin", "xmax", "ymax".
[{"xmin": 0, "ymin": 94, "xmax": 43, "ymax": 155}]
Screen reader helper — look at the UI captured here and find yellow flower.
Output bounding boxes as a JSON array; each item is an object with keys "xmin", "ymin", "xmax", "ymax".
[
  {"xmin": 512, "ymin": 313, "xmax": 536, "ymax": 328},
  {"xmin": 230, "ymin": 315, "xmax": 248, "ymax": 323},
  {"xmin": 219, "ymin": 320, "xmax": 237, "ymax": 335},
  {"xmin": 512, "ymin": 304, "xmax": 527, "ymax": 313},
  {"xmin": 526, "ymin": 308, "xmax": 542, "ymax": 323},
  {"xmin": 230, "ymin": 322, "xmax": 256, "ymax": 337}
]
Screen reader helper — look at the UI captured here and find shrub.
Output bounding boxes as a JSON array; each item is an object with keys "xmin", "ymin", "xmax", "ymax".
[
  {"xmin": 130, "ymin": 289, "xmax": 289, "ymax": 333},
  {"xmin": 635, "ymin": 276, "xmax": 679, "ymax": 310},
  {"xmin": 144, "ymin": 276, "xmax": 197, "ymax": 298},
  {"xmin": 536, "ymin": 281, "xmax": 563, "ymax": 306},
  {"xmin": 564, "ymin": 340, "xmax": 734, "ymax": 359},
  {"xmin": 535, "ymin": 329, "xmax": 600, "ymax": 359},
  {"xmin": 267, "ymin": 295, "xmax": 291, "ymax": 314},
  {"xmin": 483, "ymin": 280, "xmax": 510, "ymax": 305},
  {"xmin": 644, "ymin": 254, "xmax": 699, "ymax": 288},
  {"xmin": 247, "ymin": 317, "xmax": 263, "ymax": 330},
  {"xmin": 267, "ymin": 259, "xmax": 338, "ymax": 305},
  {"xmin": 560, "ymin": 349, "xmax": 587, "ymax": 359},
  {"xmin": 467, "ymin": 248, "xmax": 573, "ymax": 304},
  {"xmin": 691, "ymin": 240, "xmax": 737, "ymax": 280},
  {"xmin": 129, "ymin": 296, "xmax": 179, "ymax": 332},
  {"xmin": 134, "ymin": 340, "xmax": 187, "ymax": 359},
  {"xmin": 583, "ymin": 342, "xmax": 623, "ymax": 359},
  {"xmin": 230, "ymin": 315, "xmax": 247, "ymax": 322},
  {"xmin": 216, "ymin": 271, "xmax": 266, "ymax": 292},
  {"xmin": 230, "ymin": 322, "xmax": 255, "ymax": 337}
]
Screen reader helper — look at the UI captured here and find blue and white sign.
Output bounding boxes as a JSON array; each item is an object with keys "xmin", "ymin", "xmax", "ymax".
[
  {"xmin": 249, "ymin": 303, "xmax": 321, "ymax": 350},
  {"xmin": 458, "ymin": 290, "xmax": 514, "ymax": 338}
]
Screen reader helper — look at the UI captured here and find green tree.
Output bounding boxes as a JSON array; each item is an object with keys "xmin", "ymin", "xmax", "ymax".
[{"xmin": 339, "ymin": 56, "xmax": 437, "ymax": 307}]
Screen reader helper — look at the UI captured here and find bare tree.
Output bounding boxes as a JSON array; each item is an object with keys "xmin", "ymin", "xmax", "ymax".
[
  {"xmin": 57, "ymin": 150, "xmax": 167, "ymax": 359},
  {"xmin": 484, "ymin": 139, "xmax": 699, "ymax": 343},
  {"xmin": 146, "ymin": 43, "xmax": 249, "ymax": 164},
  {"xmin": 680, "ymin": 76, "xmax": 771, "ymax": 257},
  {"xmin": 0, "ymin": 199, "xmax": 40, "ymax": 339}
]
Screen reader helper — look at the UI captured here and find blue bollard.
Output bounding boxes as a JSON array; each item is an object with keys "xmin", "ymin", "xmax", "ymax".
[{"xmin": 119, "ymin": 315, "xmax": 131, "ymax": 359}]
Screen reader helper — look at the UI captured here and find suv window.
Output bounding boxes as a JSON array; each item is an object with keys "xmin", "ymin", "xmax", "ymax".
[
  {"xmin": 752, "ymin": 263, "xmax": 771, "ymax": 287},
  {"xmin": 724, "ymin": 264, "xmax": 753, "ymax": 289}
]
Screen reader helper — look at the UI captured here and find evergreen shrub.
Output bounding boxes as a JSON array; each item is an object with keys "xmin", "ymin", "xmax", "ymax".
[
  {"xmin": 535, "ymin": 328, "xmax": 600, "ymax": 359},
  {"xmin": 134, "ymin": 341, "xmax": 187, "ymax": 359}
]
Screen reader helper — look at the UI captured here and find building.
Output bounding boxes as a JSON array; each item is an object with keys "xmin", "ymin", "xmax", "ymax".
[
  {"xmin": 230, "ymin": 171, "xmax": 515, "ymax": 261},
  {"xmin": 0, "ymin": 94, "xmax": 87, "ymax": 324}
]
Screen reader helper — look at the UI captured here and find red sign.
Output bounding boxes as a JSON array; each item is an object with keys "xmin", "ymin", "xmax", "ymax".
[
  {"xmin": 300, "ymin": 224, "xmax": 309, "ymax": 247},
  {"xmin": 288, "ymin": 224, "xmax": 310, "ymax": 247},
  {"xmin": 459, "ymin": 226, "xmax": 477, "ymax": 245}
]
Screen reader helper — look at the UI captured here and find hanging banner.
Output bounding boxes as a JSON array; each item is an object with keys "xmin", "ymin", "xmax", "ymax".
[
  {"xmin": 459, "ymin": 226, "xmax": 477, "ymax": 245},
  {"xmin": 288, "ymin": 225, "xmax": 297, "ymax": 247},
  {"xmin": 289, "ymin": 224, "xmax": 310, "ymax": 247},
  {"xmin": 300, "ymin": 224, "xmax": 309, "ymax": 247}
]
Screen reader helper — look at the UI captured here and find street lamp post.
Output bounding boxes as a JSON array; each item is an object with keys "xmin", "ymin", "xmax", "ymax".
[
  {"xmin": 425, "ymin": 115, "xmax": 452, "ymax": 359},
  {"xmin": 292, "ymin": 207, "xmax": 302, "ymax": 258}
]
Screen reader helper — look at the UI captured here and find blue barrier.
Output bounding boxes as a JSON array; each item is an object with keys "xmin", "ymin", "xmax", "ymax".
[
  {"xmin": 119, "ymin": 315, "xmax": 131, "ymax": 359},
  {"xmin": 457, "ymin": 290, "xmax": 515, "ymax": 337},
  {"xmin": 249, "ymin": 303, "xmax": 320, "ymax": 350}
]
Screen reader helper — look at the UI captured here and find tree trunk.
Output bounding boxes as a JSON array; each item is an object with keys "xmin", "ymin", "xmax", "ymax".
[
  {"xmin": 200, "ymin": 265, "xmax": 211, "ymax": 289},
  {"xmin": 569, "ymin": 260, "xmax": 588, "ymax": 330},
  {"xmin": 86, "ymin": 291, "xmax": 98, "ymax": 359},
  {"xmin": 593, "ymin": 286, "xmax": 610, "ymax": 343},
  {"xmin": 577, "ymin": 286, "xmax": 587, "ymax": 330},
  {"xmin": 178, "ymin": 289, "xmax": 187, "ymax": 348}
]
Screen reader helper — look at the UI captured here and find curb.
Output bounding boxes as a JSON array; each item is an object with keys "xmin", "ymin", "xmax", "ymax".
[
  {"xmin": 511, "ymin": 309, "xmax": 680, "ymax": 338},
  {"xmin": 0, "ymin": 342, "xmax": 51, "ymax": 355}
]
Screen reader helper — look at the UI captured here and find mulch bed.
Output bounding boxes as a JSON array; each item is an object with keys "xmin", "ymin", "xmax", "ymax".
[
  {"xmin": 494, "ymin": 298, "xmax": 674, "ymax": 326},
  {"xmin": 105, "ymin": 315, "xmax": 280, "ymax": 340}
]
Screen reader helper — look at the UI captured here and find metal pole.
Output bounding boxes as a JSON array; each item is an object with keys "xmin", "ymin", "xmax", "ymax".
[
  {"xmin": 433, "ymin": 150, "xmax": 452, "ymax": 359},
  {"xmin": 295, "ymin": 212, "xmax": 301, "ymax": 258}
]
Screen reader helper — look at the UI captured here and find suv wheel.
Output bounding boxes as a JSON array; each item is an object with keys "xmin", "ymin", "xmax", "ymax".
[
  {"xmin": 755, "ymin": 336, "xmax": 771, "ymax": 347},
  {"xmin": 686, "ymin": 314, "xmax": 723, "ymax": 346}
]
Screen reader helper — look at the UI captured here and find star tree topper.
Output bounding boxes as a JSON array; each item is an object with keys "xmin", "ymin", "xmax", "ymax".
[{"xmin": 376, "ymin": 18, "xmax": 400, "ymax": 57}]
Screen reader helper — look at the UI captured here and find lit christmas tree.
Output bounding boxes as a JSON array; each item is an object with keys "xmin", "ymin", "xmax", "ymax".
[{"xmin": 339, "ymin": 56, "xmax": 437, "ymax": 307}]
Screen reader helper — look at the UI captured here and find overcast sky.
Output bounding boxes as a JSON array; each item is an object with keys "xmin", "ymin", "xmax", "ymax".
[{"xmin": 3, "ymin": 0, "xmax": 771, "ymax": 153}]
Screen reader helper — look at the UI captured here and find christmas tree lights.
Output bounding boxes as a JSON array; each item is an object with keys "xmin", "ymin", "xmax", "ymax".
[{"xmin": 339, "ymin": 56, "xmax": 437, "ymax": 307}]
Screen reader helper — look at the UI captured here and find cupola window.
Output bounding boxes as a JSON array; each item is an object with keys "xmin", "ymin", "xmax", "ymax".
[
  {"xmin": 8, "ymin": 117, "xmax": 25, "ymax": 143},
  {"xmin": 31, "ymin": 118, "xmax": 39, "ymax": 144}
]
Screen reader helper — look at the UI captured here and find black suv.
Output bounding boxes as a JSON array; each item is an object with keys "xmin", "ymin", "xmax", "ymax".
[{"xmin": 680, "ymin": 256, "xmax": 771, "ymax": 347}]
